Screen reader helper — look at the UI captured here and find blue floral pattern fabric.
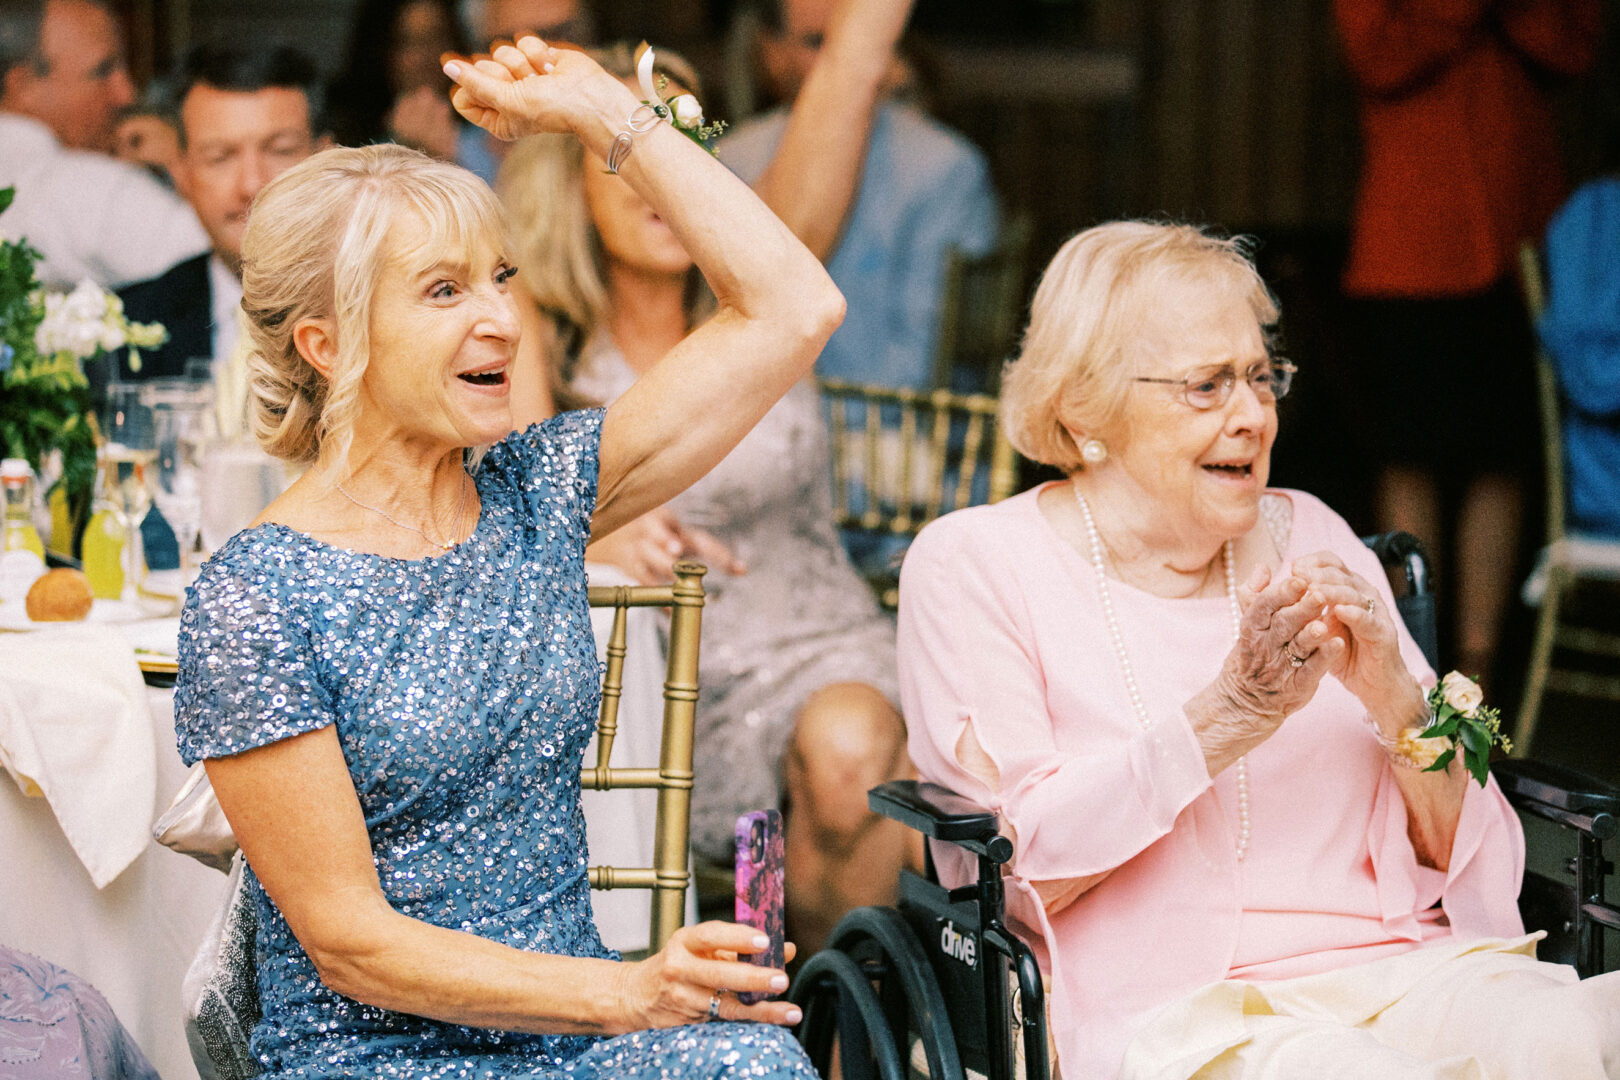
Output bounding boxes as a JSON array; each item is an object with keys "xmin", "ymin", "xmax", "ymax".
[{"xmin": 174, "ymin": 410, "xmax": 816, "ymax": 1080}]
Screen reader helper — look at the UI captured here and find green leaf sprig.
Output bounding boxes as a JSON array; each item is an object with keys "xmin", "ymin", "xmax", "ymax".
[{"xmin": 1417, "ymin": 672, "xmax": 1512, "ymax": 787}]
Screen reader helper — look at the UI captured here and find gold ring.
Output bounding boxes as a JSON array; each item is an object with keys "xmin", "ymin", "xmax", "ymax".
[
  {"xmin": 1284, "ymin": 645, "xmax": 1307, "ymax": 668},
  {"xmin": 1364, "ymin": 597, "xmax": 1377, "ymax": 614}
]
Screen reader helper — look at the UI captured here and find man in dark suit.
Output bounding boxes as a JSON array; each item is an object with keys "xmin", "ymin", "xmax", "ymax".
[{"xmin": 117, "ymin": 43, "xmax": 326, "ymax": 380}]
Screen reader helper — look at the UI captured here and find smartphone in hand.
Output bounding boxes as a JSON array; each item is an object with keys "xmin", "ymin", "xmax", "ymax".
[{"xmin": 734, "ymin": 809, "xmax": 785, "ymax": 1004}]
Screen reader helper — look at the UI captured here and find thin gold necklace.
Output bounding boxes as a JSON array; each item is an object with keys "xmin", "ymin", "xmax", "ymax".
[{"xmin": 335, "ymin": 471, "xmax": 469, "ymax": 552}]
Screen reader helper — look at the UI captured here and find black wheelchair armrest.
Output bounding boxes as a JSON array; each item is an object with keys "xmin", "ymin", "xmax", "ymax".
[
  {"xmin": 1494, "ymin": 759, "xmax": 1619, "ymax": 840},
  {"xmin": 869, "ymin": 780, "xmax": 1014, "ymax": 864}
]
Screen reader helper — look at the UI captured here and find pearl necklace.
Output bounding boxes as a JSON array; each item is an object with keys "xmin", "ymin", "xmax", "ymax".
[{"xmin": 1073, "ymin": 489, "xmax": 1251, "ymax": 861}]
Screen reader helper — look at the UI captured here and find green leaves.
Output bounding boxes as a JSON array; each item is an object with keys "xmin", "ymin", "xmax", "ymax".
[
  {"xmin": 0, "ymin": 186, "xmax": 13, "ymax": 215},
  {"xmin": 1420, "ymin": 672, "xmax": 1511, "ymax": 788}
]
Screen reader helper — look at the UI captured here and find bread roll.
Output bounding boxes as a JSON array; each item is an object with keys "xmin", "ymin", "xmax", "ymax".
[{"xmin": 25, "ymin": 568, "xmax": 94, "ymax": 622}]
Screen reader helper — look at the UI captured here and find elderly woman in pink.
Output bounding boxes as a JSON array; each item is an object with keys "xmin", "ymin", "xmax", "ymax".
[{"xmin": 896, "ymin": 222, "xmax": 1620, "ymax": 1079}]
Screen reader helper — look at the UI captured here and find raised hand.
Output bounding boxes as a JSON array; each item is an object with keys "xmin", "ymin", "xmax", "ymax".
[
  {"xmin": 443, "ymin": 37, "xmax": 606, "ymax": 142},
  {"xmin": 613, "ymin": 922, "xmax": 800, "ymax": 1030}
]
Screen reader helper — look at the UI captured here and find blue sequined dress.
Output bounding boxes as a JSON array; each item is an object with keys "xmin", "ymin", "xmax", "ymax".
[{"xmin": 174, "ymin": 412, "xmax": 816, "ymax": 1080}]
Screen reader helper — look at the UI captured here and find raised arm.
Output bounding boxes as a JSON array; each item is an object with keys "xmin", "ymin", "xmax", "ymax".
[
  {"xmin": 748, "ymin": 0, "xmax": 917, "ymax": 260},
  {"xmin": 445, "ymin": 41, "xmax": 844, "ymax": 539}
]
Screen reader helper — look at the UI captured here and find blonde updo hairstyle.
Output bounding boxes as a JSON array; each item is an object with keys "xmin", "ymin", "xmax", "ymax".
[
  {"xmin": 1000, "ymin": 221, "xmax": 1279, "ymax": 473},
  {"xmin": 496, "ymin": 43, "xmax": 712, "ymax": 386},
  {"xmin": 240, "ymin": 143, "xmax": 510, "ymax": 469}
]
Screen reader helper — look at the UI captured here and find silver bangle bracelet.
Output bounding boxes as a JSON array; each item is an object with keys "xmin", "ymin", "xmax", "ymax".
[{"xmin": 605, "ymin": 103, "xmax": 663, "ymax": 175}]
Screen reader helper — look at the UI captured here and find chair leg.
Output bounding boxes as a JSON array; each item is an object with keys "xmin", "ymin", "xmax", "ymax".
[{"xmin": 1516, "ymin": 571, "xmax": 1566, "ymax": 757}]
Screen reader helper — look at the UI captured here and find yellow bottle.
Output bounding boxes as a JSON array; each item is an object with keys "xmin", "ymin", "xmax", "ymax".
[
  {"xmin": 0, "ymin": 459, "xmax": 45, "ymax": 559},
  {"xmin": 81, "ymin": 508, "xmax": 126, "ymax": 599},
  {"xmin": 47, "ymin": 483, "xmax": 74, "ymax": 558}
]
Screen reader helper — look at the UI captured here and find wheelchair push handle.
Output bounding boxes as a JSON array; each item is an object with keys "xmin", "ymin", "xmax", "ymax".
[{"xmin": 869, "ymin": 780, "xmax": 1015, "ymax": 864}]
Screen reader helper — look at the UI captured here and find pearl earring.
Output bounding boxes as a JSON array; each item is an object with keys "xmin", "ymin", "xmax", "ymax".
[{"xmin": 1080, "ymin": 438, "xmax": 1108, "ymax": 467}]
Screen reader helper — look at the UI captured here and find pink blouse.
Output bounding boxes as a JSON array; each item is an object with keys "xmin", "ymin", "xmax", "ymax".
[{"xmin": 896, "ymin": 486, "xmax": 1525, "ymax": 1080}]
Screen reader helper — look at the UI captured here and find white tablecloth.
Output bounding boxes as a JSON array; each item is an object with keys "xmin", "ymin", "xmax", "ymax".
[{"xmin": 0, "ymin": 686, "xmax": 228, "ymax": 1080}]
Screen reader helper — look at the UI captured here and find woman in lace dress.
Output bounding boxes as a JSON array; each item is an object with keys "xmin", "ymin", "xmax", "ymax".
[
  {"xmin": 174, "ymin": 39, "xmax": 841, "ymax": 1080},
  {"xmin": 499, "ymin": 0, "xmax": 920, "ymax": 952}
]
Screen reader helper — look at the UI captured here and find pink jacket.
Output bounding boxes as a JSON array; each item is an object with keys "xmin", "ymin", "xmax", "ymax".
[{"xmin": 896, "ymin": 486, "xmax": 1525, "ymax": 1079}]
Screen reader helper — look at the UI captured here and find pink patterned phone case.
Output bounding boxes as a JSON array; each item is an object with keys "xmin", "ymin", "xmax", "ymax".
[{"xmin": 734, "ymin": 809, "xmax": 785, "ymax": 1004}]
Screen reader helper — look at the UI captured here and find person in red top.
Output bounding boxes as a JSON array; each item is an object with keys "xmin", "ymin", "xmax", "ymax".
[{"xmin": 1337, "ymin": 0, "xmax": 1599, "ymax": 683}]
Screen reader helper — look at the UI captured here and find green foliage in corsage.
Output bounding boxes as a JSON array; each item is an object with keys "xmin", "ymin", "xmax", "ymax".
[{"xmin": 1417, "ymin": 671, "xmax": 1513, "ymax": 787}]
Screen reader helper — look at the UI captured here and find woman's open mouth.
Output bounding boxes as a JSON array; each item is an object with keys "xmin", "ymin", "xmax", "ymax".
[
  {"xmin": 457, "ymin": 365, "xmax": 508, "ymax": 387},
  {"xmin": 1202, "ymin": 462, "xmax": 1253, "ymax": 478}
]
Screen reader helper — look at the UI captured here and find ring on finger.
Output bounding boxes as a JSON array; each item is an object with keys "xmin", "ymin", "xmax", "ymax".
[
  {"xmin": 1364, "ymin": 596, "xmax": 1376, "ymax": 615},
  {"xmin": 1283, "ymin": 644, "xmax": 1307, "ymax": 668},
  {"xmin": 707, "ymin": 989, "xmax": 726, "ymax": 1022}
]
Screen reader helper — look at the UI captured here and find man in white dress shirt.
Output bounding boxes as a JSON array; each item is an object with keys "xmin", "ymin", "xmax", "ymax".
[{"xmin": 0, "ymin": 0, "xmax": 206, "ymax": 288}]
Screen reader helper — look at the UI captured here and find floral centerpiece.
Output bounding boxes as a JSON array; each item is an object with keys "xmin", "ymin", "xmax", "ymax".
[{"xmin": 0, "ymin": 186, "xmax": 165, "ymax": 536}]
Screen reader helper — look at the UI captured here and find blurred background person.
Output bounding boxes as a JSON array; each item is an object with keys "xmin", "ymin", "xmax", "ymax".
[
  {"xmin": 114, "ymin": 42, "xmax": 326, "ymax": 384},
  {"xmin": 326, "ymin": 0, "xmax": 473, "ymax": 167},
  {"xmin": 721, "ymin": 0, "xmax": 998, "ymax": 396},
  {"xmin": 110, "ymin": 93, "xmax": 182, "ymax": 189},
  {"xmin": 501, "ymin": 0, "xmax": 919, "ymax": 953},
  {"xmin": 1337, "ymin": 0, "xmax": 1601, "ymax": 687},
  {"xmin": 1538, "ymin": 154, "xmax": 1620, "ymax": 539},
  {"xmin": 0, "ymin": 0, "xmax": 205, "ymax": 288}
]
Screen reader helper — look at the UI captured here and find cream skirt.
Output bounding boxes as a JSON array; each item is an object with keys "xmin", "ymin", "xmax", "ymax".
[{"xmin": 1120, "ymin": 934, "xmax": 1620, "ymax": 1079}]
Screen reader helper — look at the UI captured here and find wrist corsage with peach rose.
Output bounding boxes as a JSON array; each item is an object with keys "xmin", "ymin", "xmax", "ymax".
[
  {"xmin": 633, "ymin": 42, "xmax": 727, "ymax": 153},
  {"xmin": 1377, "ymin": 672, "xmax": 1513, "ymax": 786}
]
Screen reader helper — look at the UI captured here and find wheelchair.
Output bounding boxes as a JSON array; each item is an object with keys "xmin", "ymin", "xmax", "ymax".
[{"xmin": 788, "ymin": 533, "xmax": 1620, "ymax": 1080}]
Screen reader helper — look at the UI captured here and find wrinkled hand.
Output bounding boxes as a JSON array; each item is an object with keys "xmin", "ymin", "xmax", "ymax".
[
  {"xmin": 389, "ymin": 85, "xmax": 460, "ymax": 160},
  {"xmin": 1212, "ymin": 565, "xmax": 1346, "ymax": 738},
  {"xmin": 1290, "ymin": 551, "xmax": 1424, "ymax": 725},
  {"xmin": 443, "ymin": 37, "xmax": 606, "ymax": 141},
  {"xmin": 614, "ymin": 922, "xmax": 799, "ymax": 1031},
  {"xmin": 587, "ymin": 507, "xmax": 745, "ymax": 586}
]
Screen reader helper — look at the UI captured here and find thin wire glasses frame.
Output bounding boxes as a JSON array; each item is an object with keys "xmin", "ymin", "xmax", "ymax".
[{"xmin": 1134, "ymin": 358, "xmax": 1298, "ymax": 410}]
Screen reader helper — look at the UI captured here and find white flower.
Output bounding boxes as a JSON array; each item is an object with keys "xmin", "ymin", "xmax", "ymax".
[
  {"xmin": 1440, "ymin": 671, "xmax": 1484, "ymax": 716},
  {"xmin": 1396, "ymin": 726, "xmax": 1449, "ymax": 769},
  {"xmin": 33, "ymin": 279, "xmax": 132, "ymax": 358},
  {"xmin": 671, "ymin": 94, "xmax": 704, "ymax": 127}
]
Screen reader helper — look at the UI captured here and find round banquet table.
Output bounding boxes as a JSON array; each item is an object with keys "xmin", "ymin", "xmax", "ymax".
[{"xmin": 0, "ymin": 684, "xmax": 229, "ymax": 1080}]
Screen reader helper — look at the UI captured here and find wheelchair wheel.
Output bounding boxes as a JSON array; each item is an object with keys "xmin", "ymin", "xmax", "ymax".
[
  {"xmin": 796, "ymin": 906, "xmax": 965, "ymax": 1080},
  {"xmin": 791, "ymin": 948, "xmax": 906, "ymax": 1080}
]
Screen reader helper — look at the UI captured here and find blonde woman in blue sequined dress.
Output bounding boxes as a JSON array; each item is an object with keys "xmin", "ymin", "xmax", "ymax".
[{"xmin": 172, "ymin": 38, "xmax": 839, "ymax": 1080}]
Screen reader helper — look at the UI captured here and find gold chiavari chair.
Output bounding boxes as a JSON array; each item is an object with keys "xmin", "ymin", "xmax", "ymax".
[
  {"xmin": 821, "ymin": 381, "xmax": 1020, "ymax": 608},
  {"xmin": 1513, "ymin": 243, "xmax": 1620, "ymax": 755},
  {"xmin": 583, "ymin": 560, "xmax": 707, "ymax": 952}
]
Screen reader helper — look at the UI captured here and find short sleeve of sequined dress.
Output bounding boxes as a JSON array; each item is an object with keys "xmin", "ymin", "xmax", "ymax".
[{"xmin": 173, "ymin": 409, "xmax": 604, "ymax": 766}]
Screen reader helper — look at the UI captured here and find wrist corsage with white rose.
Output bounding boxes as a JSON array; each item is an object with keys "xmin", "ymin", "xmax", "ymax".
[
  {"xmin": 1375, "ymin": 672, "xmax": 1513, "ymax": 787},
  {"xmin": 633, "ymin": 42, "xmax": 726, "ymax": 153}
]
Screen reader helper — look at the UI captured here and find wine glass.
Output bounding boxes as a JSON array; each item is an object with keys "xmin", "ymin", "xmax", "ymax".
[
  {"xmin": 147, "ymin": 381, "xmax": 215, "ymax": 582},
  {"xmin": 99, "ymin": 383, "xmax": 156, "ymax": 604}
]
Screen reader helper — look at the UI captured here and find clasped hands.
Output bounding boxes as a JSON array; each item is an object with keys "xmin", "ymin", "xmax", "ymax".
[
  {"xmin": 1206, "ymin": 551, "xmax": 1424, "ymax": 754},
  {"xmin": 588, "ymin": 507, "xmax": 745, "ymax": 586}
]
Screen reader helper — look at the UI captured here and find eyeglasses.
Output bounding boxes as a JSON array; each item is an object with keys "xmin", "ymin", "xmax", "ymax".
[{"xmin": 1134, "ymin": 359, "xmax": 1297, "ymax": 410}]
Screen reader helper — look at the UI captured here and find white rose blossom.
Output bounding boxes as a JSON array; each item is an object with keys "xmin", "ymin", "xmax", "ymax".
[
  {"xmin": 671, "ymin": 94, "xmax": 704, "ymax": 127},
  {"xmin": 1439, "ymin": 670, "xmax": 1484, "ymax": 716}
]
